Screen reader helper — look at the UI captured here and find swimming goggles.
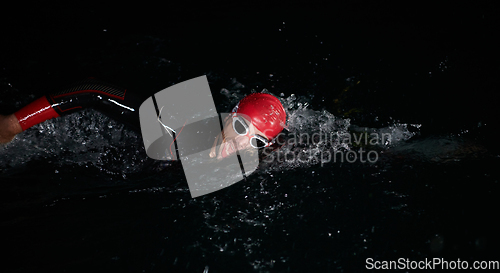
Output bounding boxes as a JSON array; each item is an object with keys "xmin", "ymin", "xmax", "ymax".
[{"xmin": 231, "ymin": 113, "xmax": 271, "ymax": 149}]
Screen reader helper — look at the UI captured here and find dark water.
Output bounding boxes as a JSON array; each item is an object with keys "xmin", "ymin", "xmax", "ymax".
[{"xmin": 1, "ymin": 3, "xmax": 499, "ymax": 272}]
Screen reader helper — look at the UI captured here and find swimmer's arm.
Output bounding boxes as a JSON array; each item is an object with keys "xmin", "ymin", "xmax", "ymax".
[{"xmin": 209, "ymin": 134, "xmax": 221, "ymax": 158}]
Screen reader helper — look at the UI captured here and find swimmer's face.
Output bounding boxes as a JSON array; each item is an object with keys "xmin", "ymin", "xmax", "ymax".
[{"xmin": 209, "ymin": 115, "xmax": 269, "ymax": 160}]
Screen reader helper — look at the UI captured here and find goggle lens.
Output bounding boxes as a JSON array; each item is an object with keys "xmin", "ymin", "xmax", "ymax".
[
  {"xmin": 250, "ymin": 136, "xmax": 268, "ymax": 148},
  {"xmin": 233, "ymin": 118, "xmax": 248, "ymax": 135},
  {"xmin": 232, "ymin": 115, "xmax": 269, "ymax": 149}
]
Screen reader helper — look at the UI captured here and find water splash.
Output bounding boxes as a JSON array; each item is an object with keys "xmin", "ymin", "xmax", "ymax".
[
  {"xmin": 1, "ymin": 82, "xmax": 420, "ymax": 177},
  {"xmin": 244, "ymin": 91, "xmax": 420, "ymax": 171},
  {"xmin": 0, "ymin": 109, "xmax": 148, "ymax": 175}
]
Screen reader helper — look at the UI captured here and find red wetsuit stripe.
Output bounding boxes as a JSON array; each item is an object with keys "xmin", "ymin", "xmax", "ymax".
[{"xmin": 14, "ymin": 96, "xmax": 60, "ymax": 131}]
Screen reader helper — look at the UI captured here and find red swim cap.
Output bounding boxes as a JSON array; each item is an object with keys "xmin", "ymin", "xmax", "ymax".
[{"xmin": 234, "ymin": 93, "xmax": 287, "ymax": 140}]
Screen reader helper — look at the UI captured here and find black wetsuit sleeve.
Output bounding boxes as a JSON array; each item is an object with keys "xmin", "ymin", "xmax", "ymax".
[{"xmin": 46, "ymin": 78, "xmax": 142, "ymax": 131}]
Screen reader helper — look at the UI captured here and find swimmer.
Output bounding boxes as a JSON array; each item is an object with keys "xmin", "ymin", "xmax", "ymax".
[
  {"xmin": 0, "ymin": 79, "xmax": 287, "ymax": 159},
  {"xmin": 210, "ymin": 92, "xmax": 287, "ymax": 160},
  {"xmin": 1, "ymin": 79, "xmax": 141, "ymax": 144}
]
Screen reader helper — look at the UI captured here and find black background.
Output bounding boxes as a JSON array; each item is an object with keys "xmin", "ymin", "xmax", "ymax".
[{"xmin": 1, "ymin": 1, "xmax": 499, "ymax": 272}]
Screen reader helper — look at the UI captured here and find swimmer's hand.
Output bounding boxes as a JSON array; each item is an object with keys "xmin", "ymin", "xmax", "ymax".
[
  {"xmin": 209, "ymin": 134, "xmax": 220, "ymax": 159},
  {"xmin": 0, "ymin": 114, "xmax": 22, "ymax": 144}
]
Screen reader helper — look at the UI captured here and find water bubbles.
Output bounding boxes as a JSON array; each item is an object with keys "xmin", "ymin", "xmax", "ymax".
[
  {"xmin": 259, "ymin": 91, "xmax": 421, "ymax": 172},
  {"xmin": 284, "ymin": 94, "xmax": 298, "ymax": 110},
  {"xmin": 438, "ymin": 58, "xmax": 449, "ymax": 72}
]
